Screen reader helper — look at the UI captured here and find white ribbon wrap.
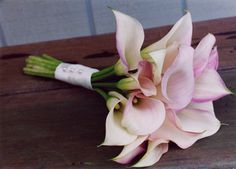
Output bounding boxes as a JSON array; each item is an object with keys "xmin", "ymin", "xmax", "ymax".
[{"xmin": 55, "ymin": 63, "xmax": 99, "ymax": 90}]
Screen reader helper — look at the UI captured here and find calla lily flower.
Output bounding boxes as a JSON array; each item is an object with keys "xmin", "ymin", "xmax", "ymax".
[
  {"xmin": 122, "ymin": 91, "xmax": 165, "ymax": 135},
  {"xmin": 192, "ymin": 34, "xmax": 231, "ymax": 102},
  {"xmin": 113, "ymin": 136, "xmax": 148, "ymax": 164},
  {"xmin": 102, "ymin": 91, "xmax": 137, "ymax": 146},
  {"xmin": 150, "ymin": 101, "xmax": 221, "ymax": 149},
  {"xmin": 105, "ymin": 9, "xmax": 231, "ymax": 168},
  {"xmin": 132, "ymin": 139, "xmax": 168, "ymax": 167},
  {"xmin": 118, "ymin": 61, "xmax": 156, "ymax": 97},
  {"xmin": 161, "ymin": 45, "xmax": 194, "ymax": 110},
  {"xmin": 112, "ymin": 9, "xmax": 144, "ymax": 71},
  {"xmin": 113, "ymin": 136, "xmax": 169, "ymax": 168},
  {"xmin": 23, "ymin": 8, "xmax": 233, "ymax": 168},
  {"xmin": 113, "ymin": 9, "xmax": 193, "ymax": 86}
]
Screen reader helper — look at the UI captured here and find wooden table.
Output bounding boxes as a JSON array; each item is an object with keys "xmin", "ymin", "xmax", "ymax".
[{"xmin": 1, "ymin": 17, "xmax": 236, "ymax": 169}]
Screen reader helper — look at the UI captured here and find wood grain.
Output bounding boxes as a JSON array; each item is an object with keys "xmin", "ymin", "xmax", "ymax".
[{"xmin": 1, "ymin": 17, "xmax": 236, "ymax": 169}]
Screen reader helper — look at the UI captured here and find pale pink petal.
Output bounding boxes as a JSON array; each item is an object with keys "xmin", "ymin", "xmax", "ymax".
[
  {"xmin": 207, "ymin": 46, "xmax": 219, "ymax": 70},
  {"xmin": 131, "ymin": 61, "xmax": 156, "ymax": 96},
  {"xmin": 188, "ymin": 101, "xmax": 214, "ymax": 114},
  {"xmin": 151, "ymin": 109, "xmax": 220, "ymax": 149},
  {"xmin": 142, "ymin": 12, "xmax": 192, "ymax": 53},
  {"xmin": 122, "ymin": 92, "xmax": 165, "ymax": 135},
  {"xmin": 194, "ymin": 34, "xmax": 216, "ymax": 77},
  {"xmin": 113, "ymin": 136, "xmax": 147, "ymax": 163},
  {"xmin": 102, "ymin": 93, "xmax": 137, "ymax": 146},
  {"xmin": 145, "ymin": 49, "xmax": 166, "ymax": 84},
  {"xmin": 193, "ymin": 69, "xmax": 231, "ymax": 102},
  {"xmin": 112, "ymin": 9, "xmax": 144, "ymax": 70},
  {"xmin": 162, "ymin": 45, "xmax": 194, "ymax": 110},
  {"xmin": 162, "ymin": 42, "xmax": 179, "ymax": 73},
  {"xmin": 114, "ymin": 146, "xmax": 144, "ymax": 164},
  {"xmin": 175, "ymin": 108, "xmax": 217, "ymax": 133},
  {"xmin": 132, "ymin": 139, "xmax": 169, "ymax": 167}
]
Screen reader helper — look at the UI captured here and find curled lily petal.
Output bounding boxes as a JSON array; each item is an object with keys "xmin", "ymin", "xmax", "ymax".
[
  {"xmin": 132, "ymin": 139, "xmax": 169, "ymax": 167},
  {"xmin": 122, "ymin": 92, "xmax": 165, "ymax": 135},
  {"xmin": 194, "ymin": 33, "xmax": 216, "ymax": 77},
  {"xmin": 113, "ymin": 136, "xmax": 147, "ymax": 164},
  {"xmin": 151, "ymin": 109, "xmax": 221, "ymax": 149},
  {"xmin": 188, "ymin": 101, "xmax": 214, "ymax": 114},
  {"xmin": 102, "ymin": 92, "xmax": 137, "ymax": 146},
  {"xmin": 150, "ymin": 110, "xmax": 199, "ymax": 149},
  {"xmin": 162, "ymin": 42, "xmax": 179, "ymax": 73},
  {"xmin": 162, "ymin": 45, "xmax": 194, "ymax": 110},
  {"xmin": 114, "ymin": 146, "xmax": 144, "ymax": 164},
  {"xmin": 174, "ymin": 101, "xmax": 221, "ymax": 137},
  {"xmin": 193, "ymin": 69, "xmax": 231, "ymax": 102},
  {"xmin": 174, "ymin": 106, "xmax": 217, "ymax": 133},
  {"xmin": 131, "ymin": 61, "xmax": 156, "ymax": 96},
  {"xmin": 142, "ymin": 12, "xmax": 192, "ymax": 53},
  {"xmin": 112, "ymin": 9, "xmax": 144, "ymax": 70},
  {"xmin": 207, "ymin": 46, "xmax": 219, "ymax": 70},
  {"xmin": 145, "ymin": 49, "xmax": 166, "ymax": 84}
]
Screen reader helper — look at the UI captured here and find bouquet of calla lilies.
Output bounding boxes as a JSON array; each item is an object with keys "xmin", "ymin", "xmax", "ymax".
[{"xmin": 23, "ymin": 9, "xmax": 232, "ymax": 167}]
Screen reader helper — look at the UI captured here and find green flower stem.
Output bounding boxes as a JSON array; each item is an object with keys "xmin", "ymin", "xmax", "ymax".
[
  {"xmin": 27, "ymin": 56, "xmax": 60, "ymax": 67},
  {"xmin": 91, "ymin": 69, "xmax": 116, "ymax": 82},
  {"xmin": 26, "ymin": 58, "xmax": 58, "ymax": 71},
  {"xmin": 92, "ymin": 82, "xmax": 117, "ymax": 88},
  {"xmin": 41, "ymin": 54, "xmax": 62, "ymax": 64},
  {"xmin": 92, "ymin": 65, "xmax": 114, "ymax": 78},
  {"xmin": 23, "ymin": 67, "xmax": 54, "ymax": 78},
  {"xmin": 24, "ymin": 55, "xmax": 63, "ymax": 78},
  {"xmin": 94, "ymin": 88, "xmax": 109, "ymax": 101}
]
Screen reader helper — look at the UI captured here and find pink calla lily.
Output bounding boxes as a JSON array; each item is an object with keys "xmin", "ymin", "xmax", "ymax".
[
  {"xmin": 112, "ymin": 9, "xmax": 144, "ymax": 71},
  {"xmin": 207, "ymin": 46, "xmax": 219, "ymax": 70},
  {"xmin": 117, "ymin": 61, "xmax": 156, "ymax": 96},
  {"xmin": 193, "ymin": 33, "xmax": 216, "ymax": 77},
  {"xmin": 161, "ymin": 45, "xmax": 195, "ymax": 110},
  {"xmin": 113, "ymin": 10, "xmax": 193, "ymax": 84},
  {"xmin": 132, "ymin": 139, "xmax": 169, "ymax": 167},
  {"xmin": 192, "ymin": 68, "xmax": 231, "ymax": 102},
  {"xmin": 150, "ymin": 104, "xmax": 221, "ymax": 149},
  {"xmin": 173, "ymin": 101, "xmax": 219, "ymax": 133},
  {"xmin": 113, "ymin": 136, "xmax": 148, "ymax": 164},
  {"xmin": 102, "ymin": 91, "xmax": 137, "ymax": 146},
  {"xmin": 122, "ymin": 91, "xmax": 166, "ymax": 135},
  {"xmin": 131, "ymin": 61, "xmax": 157, "ymax": 96},
  {"xmin": 142, "ymin": 12, "xmax": 192, "ymax": 53}
]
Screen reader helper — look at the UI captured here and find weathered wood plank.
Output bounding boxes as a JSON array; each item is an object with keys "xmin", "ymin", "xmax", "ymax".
[
  {"xmin": 1, "ymin": 17, "xmax": 236, "ymax": 96},
  {"xmin": 0, "ymin": 69, "xmax": 236, "ymax": 169}
]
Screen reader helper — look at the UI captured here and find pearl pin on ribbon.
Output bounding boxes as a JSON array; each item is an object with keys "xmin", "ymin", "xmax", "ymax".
[{"xmin": 55, "ymin": 63, "xmax": 98, "ymax": 90}]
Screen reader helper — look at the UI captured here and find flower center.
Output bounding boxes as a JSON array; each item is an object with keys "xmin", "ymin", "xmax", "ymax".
[{"xmin": 132, "ymin": 97, "xmax": 140, "ymax": 105}]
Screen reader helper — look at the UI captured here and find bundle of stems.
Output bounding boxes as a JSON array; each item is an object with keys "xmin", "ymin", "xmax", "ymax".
[{"xmin": 23, "ymin": 54, "xmax": 123, "ymax": 100}]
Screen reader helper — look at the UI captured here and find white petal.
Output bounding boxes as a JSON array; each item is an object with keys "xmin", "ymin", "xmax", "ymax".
[
  {"xmin": 193, "ymin": 69, "xmax": 231, "ymax": 102},
  {"xmin": 132, "ymin": 139, "xmax": 169, "ymax": 167},
  {"xmin": 102, "ymin": 96, "xmax": 137, "ymax": 146},
  {"xmin": 161, "ymin": 45, "xmax": 194, "ymax": 110},
  {"xmin": 142, "ymin": 12, "xmax": 192, "ymax": 53},
  {"xmin": 148, "ymin": 49, "xmax": 166, "ymax": 84},
  {"xmin": 112, "ymin": 9, "xmax": 144, "ymax": 70},
  {"xmin": 194, "ymin": 34, "xmax": 216, "ymax": 77},
  {"xmin": 122, "ymin": 93, "xmax": 166, "ymax": 135},
  {"xmin": 113, "ymin": 136, "xmax": 148, "ymax": 160},
  {"xmin": 175, "ymin": 108, "xmax": 217, "ymax": 133},
  {"xmin": 151, "ymin": 109, "xmax": 221, "ymax": 149}
]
